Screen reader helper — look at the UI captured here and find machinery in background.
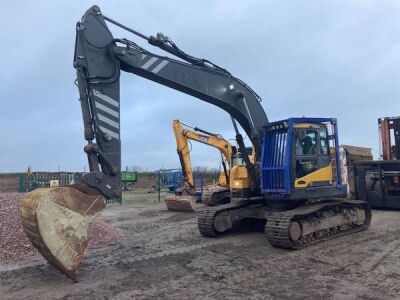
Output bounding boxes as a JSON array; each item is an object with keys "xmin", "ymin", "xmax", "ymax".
[
  {"xmin": 121, "ymin": 170, "xmax": 138, "ymax": 191},
  {"xmin": 338, "ymin": 145, "xmax": 373, "ymax": 199},
  {"xmin": 155, "ymin": 168, "xmax": 203, "ymax": 203},
  {"xmin": 380, "ymin": 117, "xmax": 400, "ymax": 160},
  {"xmin": 165, "ymin": 120, "xmax": 234, "ymax": 212},
  {"xmin": 354, "ymin": 116, "xmax": 400, "ymax": 208},
  {"xmin": 19, "ymin": 6, "xmax": 371, "ymax": 281}
]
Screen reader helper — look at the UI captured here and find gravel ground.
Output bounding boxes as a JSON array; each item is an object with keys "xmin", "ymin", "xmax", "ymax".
[
  {"xmin": 0, "ymin": 193, "xmax": 118, "ymax": 261},
  {"xmin": 0, "ymin": 193, "xmax": 399, "ymax": 300}
]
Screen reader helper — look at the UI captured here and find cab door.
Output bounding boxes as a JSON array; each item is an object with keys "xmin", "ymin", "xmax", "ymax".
[{"xmin": 293, "ymin": 124, "xmax": 332, "ymax": 188}]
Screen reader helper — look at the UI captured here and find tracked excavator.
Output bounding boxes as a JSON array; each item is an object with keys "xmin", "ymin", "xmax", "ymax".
[
  {"xmin": 19, "ymin": 6, "xmax": 371, "ymax": 281},
  {"xmin": 165, "ymin": 120, "xmax": 234, "ymax": 211}
]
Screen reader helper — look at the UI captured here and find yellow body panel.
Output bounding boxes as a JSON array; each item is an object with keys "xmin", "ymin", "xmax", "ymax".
[
  {"xmin": 230, "ymin": 165, "xmax": 252, "ymax": 189},
  {"xmin": 294, "ymin": 123, "xmax": 321, "ymax": 129},
  {"xmin": 294, "ymin": 164, "xmax": 333, "ymax": 188},
  {"xmin": 218, "ymin": 172, "xmax": 228, "ymax": 187}
]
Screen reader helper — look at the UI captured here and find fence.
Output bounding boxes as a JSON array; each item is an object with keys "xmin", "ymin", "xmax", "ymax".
[{"xmin": 18, "ymin": 172, "xmax": 122, "ymax": 205}]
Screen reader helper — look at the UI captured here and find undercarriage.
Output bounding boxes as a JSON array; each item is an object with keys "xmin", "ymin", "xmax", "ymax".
[
  {"xmin": 201, "ymin": 187, "xmax": 231, "ymax": 206},
  {"xmin": 198, "ymin": 198, "xmax": 371, "ymax": 249}
]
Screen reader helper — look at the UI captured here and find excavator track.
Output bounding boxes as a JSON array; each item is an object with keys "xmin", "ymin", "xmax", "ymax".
[
  {"xmin": 198, "ymin": 201, "xmax": 255, "ymax": 237},
  {"xmin": 265, "ymin": 200, "xmax": 371, "ymax": 249},
  {"xmin": 201, "ymin": 189, "xmax": 230, "ymax": 206}
]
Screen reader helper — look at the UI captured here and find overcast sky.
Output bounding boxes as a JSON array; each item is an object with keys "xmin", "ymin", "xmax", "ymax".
[{"xmin": 0, "ymin": 1, "xmax": 399, "ymax": 172}]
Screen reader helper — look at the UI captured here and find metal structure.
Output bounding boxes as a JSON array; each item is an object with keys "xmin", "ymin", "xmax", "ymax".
[
  {"xmin": 338, "ymin": 145, "xmax": 373, "ymax": 199},
  {"xmin": 18, "ymin": 172, "xmax": 75, "ymax": 193},
  {"xmin": 380, "ymin": 116, "xmax": 400, "ymax": 160},
  {"xmin": 19, "ymin": 6, "xmax": 371, "ymax": 281},
  {"xmin": 354, "ymin": 160, "xmax": 400, "ymax": 208},
  {"xmin": 121, "ymin": 171, "xmax": 138, "ymax": 191},
  {"xmin": 19, "ymin": 171, "xmax": 123, "ymax": 205},
  {"xmin": 156, "ymin": 168, "xmax": 203, "ymax": 203},
  {"xmin": 353, "ymin": 117, "xmax": 400, "ymax": 208},
  {"xmin": 155, "ymin": 169, "xmax": 184, "ymax": 193}
]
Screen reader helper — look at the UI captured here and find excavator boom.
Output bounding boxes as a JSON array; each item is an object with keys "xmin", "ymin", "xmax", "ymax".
[{"xmin": 73, "ymin": 5, "xmax": 267, "ymax": 199}]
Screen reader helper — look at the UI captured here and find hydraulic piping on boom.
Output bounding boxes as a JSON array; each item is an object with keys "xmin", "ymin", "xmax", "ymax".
[{"xmin": 19, "ymin": 6, "xmax": 371, "ymax": 281}]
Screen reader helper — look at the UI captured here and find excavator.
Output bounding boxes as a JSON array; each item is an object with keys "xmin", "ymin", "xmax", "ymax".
[
  {"xmin": 19, "ymin": 6, "xmax": 372, "ymax": 281},
  {"xmin": 165, "ymin": 120, "xmax": 234, "ymax": 212}
]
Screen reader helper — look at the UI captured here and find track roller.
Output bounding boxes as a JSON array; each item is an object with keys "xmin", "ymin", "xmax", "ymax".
[
  {"xmin": 198, "ymin": 202, "xmax": 262, "ymax": 237},
  {"xmin": 265, "ymin": 200, "xmax": 371, "ymax": 249}
]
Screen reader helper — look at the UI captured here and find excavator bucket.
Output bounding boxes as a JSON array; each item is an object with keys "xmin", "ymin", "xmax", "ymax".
[
  {"xmin": 19, "ymin": 186, "xmax": 105, "ymax": 281},
  {"xmin": 164, "ymin": 195, "xmax": 198, "ymax": 212}
]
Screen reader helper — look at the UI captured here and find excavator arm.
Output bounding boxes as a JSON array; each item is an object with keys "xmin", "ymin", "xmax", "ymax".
[
  {"xmin": 172, "ymin": 120, "xmax": 233, "ymax": 188},
  {"xmin": 181, "ymin": 124, "xmax": 233, "ymax": 171},
  {"xmin": 183, "ymin": 127, "xmax": 233, "ymax": 187},
  {"xmin": 172, "ymin": 120, "xmax": 195, "ymax": 191},
  {"xmin": 20, "ymin": 5, "xmax": 268, "ymax": 281},
  {"xmin": 74, "ymin": 5, "xmax": 268, "ymax": 199}
]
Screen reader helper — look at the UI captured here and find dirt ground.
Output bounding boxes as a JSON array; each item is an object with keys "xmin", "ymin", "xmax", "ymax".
[{"xmin": 0, "ymin": 190, "xmax": 399, "ymax": 300}]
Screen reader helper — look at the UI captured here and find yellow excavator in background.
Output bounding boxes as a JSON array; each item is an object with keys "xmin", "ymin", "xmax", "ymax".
[
  {"xmin": 165, "ymin": 120, "xmax": 234, "ymax": 211},
  {"xmin": 165, "ymin": 120, "xmax": 257, "ymax": 211}
]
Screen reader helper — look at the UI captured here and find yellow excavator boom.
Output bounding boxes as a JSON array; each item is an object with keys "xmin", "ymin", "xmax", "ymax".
[{"xmin": 165, "ymin": 120, "xmax": 234, "ymax": 211}]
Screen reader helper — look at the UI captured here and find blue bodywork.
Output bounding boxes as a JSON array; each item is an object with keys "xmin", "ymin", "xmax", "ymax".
[
  {"xmin": 155, "ymin": 169, "xmax": 183, "ymax": 192},
  {"xmin": 155, "ymin": 168, "xmax": 203, "ymax": 196},
  {"xmin": 260, "ymin": 117, "xmax": 342, "ymax": 196}
]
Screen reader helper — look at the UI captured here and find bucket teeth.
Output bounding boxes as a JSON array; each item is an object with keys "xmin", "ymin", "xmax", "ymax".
[
  {"xmin": 19, "ymin": 186, "xmax": 105, "ymax": 281},
  {"xmin": 164, "ymin": 195, "xmax": 197, "ymax": 212}
]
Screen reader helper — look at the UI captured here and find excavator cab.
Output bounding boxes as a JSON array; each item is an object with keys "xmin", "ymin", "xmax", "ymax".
[
  {"xmin": 261, "ymin": 118, "xmax": 344, "ymax": 200},
  {"xmin": 200, "ymin": 117, "xmax": 370, "ymax": 248}
]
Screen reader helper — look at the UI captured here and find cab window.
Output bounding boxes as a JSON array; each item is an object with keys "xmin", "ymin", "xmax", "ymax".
[
  {"xmin": 295, "ymin": 130, "xmax": 317, "ymax": 156},
  {"xmin": 320, "ymin": 129, "xmax": 329, "ymax": 155}
]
